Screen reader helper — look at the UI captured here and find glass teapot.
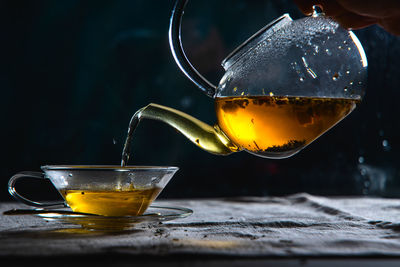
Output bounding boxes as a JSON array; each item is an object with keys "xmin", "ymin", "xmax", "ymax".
[{"xmin": 121, "ymin": 0, "xmax": 367, "ymax": 164}]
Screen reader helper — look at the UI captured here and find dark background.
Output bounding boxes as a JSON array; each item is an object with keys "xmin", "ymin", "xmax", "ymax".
[{"xmin": 1, "ymin": 0, "xmax": 400, "ymax": 201}]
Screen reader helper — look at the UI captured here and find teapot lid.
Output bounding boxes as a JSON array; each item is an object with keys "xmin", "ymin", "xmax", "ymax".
[{"xmin": 222, "ymin": 14, "xmax": 292, "ymax": 70}]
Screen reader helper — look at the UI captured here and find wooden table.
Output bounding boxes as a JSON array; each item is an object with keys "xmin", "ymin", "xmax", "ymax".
[{"xmin": 2, "ymin": 194, "xmax": 400, "ymax": 266}]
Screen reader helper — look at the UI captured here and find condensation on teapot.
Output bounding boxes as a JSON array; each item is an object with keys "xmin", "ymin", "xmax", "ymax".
[{"xmin": 217, "ymin": 5, "xmax": 367, "ymax": 99}]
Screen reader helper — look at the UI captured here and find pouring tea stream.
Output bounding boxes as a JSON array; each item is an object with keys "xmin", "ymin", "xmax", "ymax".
[{"xmin": 121, "ymin": 1, "xmax": 367, "ymax": 166}]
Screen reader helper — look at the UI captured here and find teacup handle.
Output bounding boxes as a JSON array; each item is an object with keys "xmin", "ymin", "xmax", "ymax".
[{"xmin": 8, "ymin": 171, "xmax": 66, "ymax": 208}]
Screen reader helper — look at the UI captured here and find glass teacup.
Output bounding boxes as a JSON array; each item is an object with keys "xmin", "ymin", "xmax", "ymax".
[{"xmin": 8, "ymin": 165, "xmax": 178, "ymax": 217}]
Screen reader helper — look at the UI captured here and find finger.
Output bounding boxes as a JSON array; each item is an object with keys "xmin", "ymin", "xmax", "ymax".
[
  {"xmin": 333, "ymin": 11, "xmax": 379, "ymax": 29},
  {"xmin": 337, "ymin": 0, "xmax": 400, "ymax": 18},
  {"xmin": 317, "ymin": 0, "xmax": 347, "ymax": 17}
]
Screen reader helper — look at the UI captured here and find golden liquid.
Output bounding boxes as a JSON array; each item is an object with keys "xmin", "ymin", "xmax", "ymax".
[
  {"xmin": 60, "ymin": 188, "xmax": 161, "ymax": 217},
  {"xmin": 215, "ymin": 96, "xmax": 359, "ymax": 157}
]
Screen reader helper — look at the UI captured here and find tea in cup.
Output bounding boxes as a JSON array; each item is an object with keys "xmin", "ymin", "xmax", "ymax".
[{"xmin": 8, "ymin": 165, "xmax": 178, "ymax": 216}]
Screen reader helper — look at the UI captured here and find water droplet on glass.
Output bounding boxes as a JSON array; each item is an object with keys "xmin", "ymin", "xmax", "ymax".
[
  {"xmin": 343, "ymin": 40, "xmax": 347, "ymax": 44},
  {"xmin": 299, "ymin": 77, "xmax": 304, "ymax": 82},
  {"xmin": 360, "ymin": 168, "xmax": 367, "ymax": 176},
  {"xmin": 344, "ymin": 87, "xmax": 348, "ymax": 92},
  {"xmin": 346, "ymin": 70, "xmax": 350, "ymax": 74},
  {"xmin": 302, "ymin": 57, "xmax": 317, "ymax": 78},
  {"xmin": 68, "ymin": 173, "xmax": 73, "ymax": 177},
  {"xmin": 332, "ymin": 73, "xmax": 339, "ymax": 81},
  {"xmin": 113, "ymin": 138, "xmax": 117, "ymax": 145},
  {"xmin": 350, "ymin": 81, "xmax": 354, "ymax": 85},
  {"xmin": 307, "ymin": 69, "xmax": 317, "ymax": 79},
  {"xmin": 338, "ymin": 45, "xmax": 342, "ymax": 49},
  {"xmin": 348, "ymin": 47, "xmax": 351, "ymax": 51},
  {"xmin": 301, "ymin": 57, "xmax": 308, "ymax": 68},
  {"xmin": 314, "ymin": 45, "xmax": 319, "ymax": 53},
  {"xmin": 269, "ymin": 92, "xmax": 274, "ymax": 96},
  {"xmin": 382, "ymin": 140, "xmax": 391, "ymax": 151},
  {"xmin": 358, "ymin": 156, "xmax": 365, "ymax": 164},
  {"xmin": 180, "ymin": 96, "xmax": 192, "ymax": 108},
  {"xmin": 325, "ymin": 49, "xmax": 332, "ymax": 56}
]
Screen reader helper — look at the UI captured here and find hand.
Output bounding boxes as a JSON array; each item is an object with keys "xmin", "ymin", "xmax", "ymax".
[{"xmin": 293, "ymin": 0, "xmax": 400, "ymax": 35}]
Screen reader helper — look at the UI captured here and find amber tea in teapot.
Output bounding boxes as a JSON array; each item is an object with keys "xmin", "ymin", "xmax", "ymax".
[{"xmin": 215, "ymin": 96, "xmax": 359, "ymax": 158}]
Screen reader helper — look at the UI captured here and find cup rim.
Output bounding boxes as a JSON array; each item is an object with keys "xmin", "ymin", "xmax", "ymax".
[{"xmin": 41, "ymin": 165, "xmax": 179, "ymax": 171}]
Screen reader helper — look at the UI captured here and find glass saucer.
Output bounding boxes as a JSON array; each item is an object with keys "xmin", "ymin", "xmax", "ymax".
[{"xmin": 4, "ymin": 205, "xmax": 193, "ymax": 231}]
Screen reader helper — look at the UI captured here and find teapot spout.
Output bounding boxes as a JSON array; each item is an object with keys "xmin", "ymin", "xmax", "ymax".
[{"xmin": 122, "ymin": 104, "xmax": 239, "ymax": 165}]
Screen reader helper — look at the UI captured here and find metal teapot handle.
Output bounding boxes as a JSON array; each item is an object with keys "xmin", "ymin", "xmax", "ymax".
[{"xmin": 169, "ymin": 0, "xmax": 217, "ymax": 98}]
